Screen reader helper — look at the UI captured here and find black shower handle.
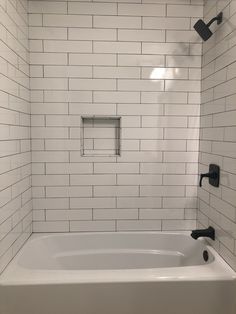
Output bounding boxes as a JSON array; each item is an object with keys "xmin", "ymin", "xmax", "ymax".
[
  {"xmin": 199, "ymin": 172, "xmax": 216, "ymax": 187},
  {"xmin": 199, "ymin": 164, "xmax": 220, "ymax": 187}
]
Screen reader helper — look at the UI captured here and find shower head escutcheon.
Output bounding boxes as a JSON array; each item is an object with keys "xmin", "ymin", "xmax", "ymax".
[{"xmin": 193, "ymin": 12, "xmax": 223, "ymax": 41}]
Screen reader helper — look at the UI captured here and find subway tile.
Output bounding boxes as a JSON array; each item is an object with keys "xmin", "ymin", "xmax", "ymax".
[
  {"xmin": 166, "ymin": 30, "xmax": 200, "ymax": 43},
  {"xmin": 31, "ymin": 103, "xmax": 68, "ymax": 114},
  {"xmin": 69, "ymin": 78, "xmax": 116, "ymax": 91},
  {"xmin": 94, "ymin": 91, "xmax": 140, "ymax": 103},
  {"xmin": 45, "ymin": 139, "xmax": 81, "ymax": 151},
  {"xmin": 46, "ymin": 115, "xmax": 81, "ymax": 127},
  {"xmin": 163, "ymin": 175, "xmax": 198, "ymax": 186},
  {"xmin": 43, "ymin": 14, "xmax": 92, "ymax": 27},
  {"xmin": 33, "ymin": 198, "xmax": 69, "ymax": 210},
  {"xmin": 94, "ymin": 186, "xmax": 139, "ymax": 197},
  {"xmin": 44, "ymin": 41, "xmax": 92, "ymax": 53},
  {"xmin": 212, "ymin": 142, "xmax": 236, "ymax": 158},
  {"xmin": 69, "ymin": 28, "xmax": 116, "ymax": 41},
  {"xmin": 69, "ymin": 53, "xmax": 116, "ymax": 66},
  {"xmin": 140, "ymin": 208, "xmax": 184, "ymax": 219},
  {"xmin": 164, "ymin": 128, "xmax": 199, "ymax": 139},
  {"xmin": 31, "ymin": 127, "xmax": 68, "ymax": 139},
  {"xmin": 29, "ymin": 1, "xmax": 67, "ymax": 14},
  {"xmin": 93, "ymin": 209, "xmax": 138, "ymax": 220},
  {"xmin": 70, "ymin": 174, "xmax": 116, "ymax": 186},
  {"xmin": 122, "ymin": 127, "xmax": 163, "ymax": 139},
  {"xmin": 118, "ymin": 151, "xmax": 163, "ymax": 162},
  {"xmin": 30, "ymin": 65, "xmax": 43, "ymax": 77},
  {"xmin": 142, "ymin": 67, "xmax": 189, "ymax": 80},
  {"xmin": 46, "ymin": 163, "xmax": 93, "ymax": 175},
  {"xmin": 162, "ymin": 220, "xmax": 196, "ymax": 230},
  {"xmin": 29, "ymin": 27, "xmax": 67, "ymax": 40},
  {"xmin": 142, "ymin": 43, "xmax": 189, "ymax": 55},
  {"xmin": 165, "ymin": 80, "xmax": 201, "ymax": 92},
  {"xmin": 118, "ymin": 4, "xmax": 166, "ymax": 16},
  {"xmin": 118, "ymin": 54, "xmax": 165, "ymax": 66},
  {"xmin": 94, "ymin": 163, "xmax": 139, "ymax": 173},
  {"xmin": 118, "ymin": 104, "xmax": 163, "ymax": 115},
  {"xmin": 30, "ymin": 40, "xmax": 43, "ymax": 52},
  {"xmin": 44, "ymin": 91, "xmax": 92, "ymax": 103},
  {"xmin": 167, "ymin": 4, "xmax": 203, "ymax": 17},
  {"xmin": 70, "ymin": 221, "xmax": 115, "ymax": 232},
  {"xmin": 140, "ymin": 163, "xmax": 185, "ymax": 174},
  {"xmin": 32, "ymin": 151, "xmax": 69, "ymax": 162},
  {"xmin": 46, "ymin": 209, "xmax": 92, "ymax": 221},
  {"xmin": 118, "ymin": 79, "xmax": 164, "ymax": 91},
  {"xmin": 94, "ymin": 41, "xmax": 141, "ymax": 54},
  {"xmin": 164, "ymin": 151, "xmax": 198, "ymax": 162},
  {"xmin": 68, "ymin": 2, "xmax": 117, "ymax": 15},
  {"xmin": 69, "ymin": 103, "xmax": 116, "ymax": 115},
  {"xmin": 165, "ymin": 104, "xmax": 200, "ymax": 116},
  {"xmin": 29, "ymin": 14, "xmax": 42, "ymax": 26},
  {"xmin": 140, "ymin": 139, "xmax": 186, "ymax": 151},
  {"xmin": 30, "ymin": 53, "xmax": 67, "ymax": 65},
  {"xmin": 121, "ymin": 139, "xmax": 140, "ymax": 151},
  {"xmin": 143, "ymin": 17, "xmax": 190, "ymax": 29},
  {"xmin": 141, "ymin": 91, "xmax": 188, "ymax": 103},
  {"xmin": 166, "ymin": 56, "xmax": 201, "ymax": 67},
  {"xmin": 93, "ymin": 16, "xmax": 141, "ymax": 28},
  {"xmin": 118, "ymin": 29, "xmax": 165, "ymax": 42},
  {"xmin": 31, "ymin": 78, "xmax": 68, "ymax": 90},
  {"xmin": 33, "ymin": 221, "xmax": 69, "ymax": 232},
  {"xmin": 140, "ymin": 186, "xmax": 185, "ymax": 197},
  {"xmin": 94, "ymin": 66, "xmax": 140, "ymax": 79},
  {"xmin": 117, "ymin": 220, "xmax": 161, "ymax": 231},
  {"xmin": 117, "ymin": 174, "xmax": 162, "ymax": 185},
  {"xmin": 32, "ymin": 175, "xmax": 69, "ymax": 186},
  {"xmin": 70, "ymin": 152, "xmax": 117, "ymax": 163},
  {"xmin": 70, "ymin": 197, "xmax": 116, "ymax": 209},
  {"xmin": 44, "ymin": 66, "xmax": 92, "ymax": 78},
  {"xmin": 117, "ymin": 197, "xmax": 162, "ymax": 208},
  {"xmin": 142, "ymin": 116, "xmax": 187, "ymax": 127},
  {"xmin": 46, "ymin": 186, "xmax": 92, "ymax": 198}
]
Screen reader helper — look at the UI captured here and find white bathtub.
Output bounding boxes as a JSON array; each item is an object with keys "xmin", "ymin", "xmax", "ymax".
[{"xmin": 0, "ymin": 232, "xmax": 236, "ymax": 314}]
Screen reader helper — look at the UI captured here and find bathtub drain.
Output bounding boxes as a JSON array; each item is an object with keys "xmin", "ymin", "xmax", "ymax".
[{"xmin": 203, "ymin": 250, "xmax": 209, "ymax": 262}]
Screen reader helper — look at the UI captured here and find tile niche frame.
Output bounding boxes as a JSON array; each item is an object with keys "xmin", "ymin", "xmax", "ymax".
[{"xmin": 80, "ymin": 116, "xmax": 122, "ymax": 157}]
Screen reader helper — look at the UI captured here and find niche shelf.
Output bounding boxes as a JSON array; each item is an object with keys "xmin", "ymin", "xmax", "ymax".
[{"xmin": 81, "ymin": 116, "xmax": 121, "ymax": 156}]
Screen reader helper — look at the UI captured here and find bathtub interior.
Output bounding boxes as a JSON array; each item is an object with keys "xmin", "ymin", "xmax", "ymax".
[{"xmin": 15, "ymin": 232, "xmax": 214, "ymax": 271}]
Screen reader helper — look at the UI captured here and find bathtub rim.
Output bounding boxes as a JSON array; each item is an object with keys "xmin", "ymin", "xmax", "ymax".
[{"xmin": 0, "ymin": 231, "xmax": 236, "ymax": 286}]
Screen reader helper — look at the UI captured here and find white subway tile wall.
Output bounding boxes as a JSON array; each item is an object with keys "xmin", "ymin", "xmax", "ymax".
[
  {"xmin": 29, "ymin": 0, "xmax": 202, "ymax": 234},
  {"xmin": 0, "ymin": 0, "xmax": 32, "ymax": 273},
  {"xmin": 198, "ymin": 0, "xmax": 236, "ymax": 271}
]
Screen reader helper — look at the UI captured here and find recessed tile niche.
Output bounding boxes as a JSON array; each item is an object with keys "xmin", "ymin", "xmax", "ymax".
[{"xmin": 81, "ymin": 116, "xmax": 121, "ymax": 156}]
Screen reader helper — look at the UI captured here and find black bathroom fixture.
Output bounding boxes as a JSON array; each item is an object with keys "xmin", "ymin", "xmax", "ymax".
[
  {"xmin": 199, "ymin": 164, "xmax": 220, "ymax": 187},
  {"xmin": 191, "ymin": 226, "xmax": 215, "ymax": 241},
  {"xmin": 194, "ymin": 12, "xmax": 223, "ymax": 41}
]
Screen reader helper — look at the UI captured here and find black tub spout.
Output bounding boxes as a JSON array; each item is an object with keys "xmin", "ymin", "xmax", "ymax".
[{"xmin": 191, "ymin": 226, "xmax": 215, "ymax": 240}]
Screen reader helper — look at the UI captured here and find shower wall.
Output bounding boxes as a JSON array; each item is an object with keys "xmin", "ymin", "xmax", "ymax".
[
  {"xmin": 29, "ymin": 0, "xmax": 203, "ymax": 233},
  {"xmin": 198, "ymin": 0, "xmax": 236, "ymax": 270},
  {"xmin": 0, "ymin": 0, "xmax": 32, "ymax": 273}
]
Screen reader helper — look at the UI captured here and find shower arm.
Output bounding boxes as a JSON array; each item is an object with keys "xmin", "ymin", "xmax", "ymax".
[{"xmin": 206, "ymin": 12, "xmax": 223, "ymax": 27}]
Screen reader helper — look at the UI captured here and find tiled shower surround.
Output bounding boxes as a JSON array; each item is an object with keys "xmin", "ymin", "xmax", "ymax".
[
  {"xmin": 198, "ymin": 0, "xmax": 236, "ymax": 270},
  {"xmin": 1, "ymin": 0, "xmax": 236, "ymax": 272},
  {"xmin": 0, "ymin": 0, "xmax": 32, "ymax": 273},
  {"xmin": 30, "ymin": 0, "xmax": 203, "ymax": 233}
]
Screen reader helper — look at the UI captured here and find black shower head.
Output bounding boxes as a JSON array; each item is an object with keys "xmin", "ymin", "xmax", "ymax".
[
  {"xmin": 194, "ymin": 19, "xmax": 213, "ymax": 41},
  {"xmin": 194, "ymin": 12, "xmax": 223, "ymax": 41}
]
